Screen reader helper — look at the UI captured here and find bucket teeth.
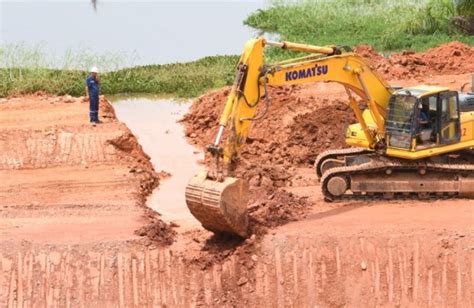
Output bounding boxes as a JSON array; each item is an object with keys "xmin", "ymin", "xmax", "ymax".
[{"xmin": 185, "ymin": 171, "xmax": 249, "ymax": 237}]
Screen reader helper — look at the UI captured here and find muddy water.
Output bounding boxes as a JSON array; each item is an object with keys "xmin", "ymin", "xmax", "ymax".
[{"xmin": 111, "ymin": 97, "xmax": 202, "ymax": 230}]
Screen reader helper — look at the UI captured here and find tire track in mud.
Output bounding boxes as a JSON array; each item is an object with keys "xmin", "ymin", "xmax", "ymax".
[{"xmin": 0, "ymin": 234, "xmax": 472, "ymax": 307}]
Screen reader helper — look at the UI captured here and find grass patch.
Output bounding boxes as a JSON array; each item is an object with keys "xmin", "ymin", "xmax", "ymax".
[
  {"xmin": 1, "ymin": 53, "xmax": 239, "ymax": 98},
  {"xmin": 102, "ymin": 56, "xmax": 238, "ymax": 97},
  {"xmin": 244, "ymin": 0, "xmax": 474, "ymax": 55}
]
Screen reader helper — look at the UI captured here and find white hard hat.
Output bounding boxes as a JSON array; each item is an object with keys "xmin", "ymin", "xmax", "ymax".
[{"xmin": 90, "ymin": 66, "xmax": 99, "ymax": 73}]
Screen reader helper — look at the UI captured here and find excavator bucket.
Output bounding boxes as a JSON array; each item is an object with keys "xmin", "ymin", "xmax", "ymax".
[{"xmin": 185, "ymin": 171, "xmax": 249, "ymax": 237}]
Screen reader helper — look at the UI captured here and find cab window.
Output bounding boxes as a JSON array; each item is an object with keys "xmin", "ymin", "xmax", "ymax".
[{"xmin": 386, "ymin": 95, "xmax": 416, "ymax": 149}]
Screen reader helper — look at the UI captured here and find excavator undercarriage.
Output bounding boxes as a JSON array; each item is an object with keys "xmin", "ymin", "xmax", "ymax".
[{"xmin": 316, "ymin": 149, "xmax": 474, "ymax": 201}]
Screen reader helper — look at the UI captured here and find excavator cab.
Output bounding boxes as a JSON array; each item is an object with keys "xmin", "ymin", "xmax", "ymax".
[{"xmin": 386, "ymin": 87, "xmax": 461, "ymax": 151}]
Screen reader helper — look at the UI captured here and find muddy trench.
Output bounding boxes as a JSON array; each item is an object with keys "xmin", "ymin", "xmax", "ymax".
[{"xmin": 112, "ymin": 97, "xmax": 203, "ymax": 231}]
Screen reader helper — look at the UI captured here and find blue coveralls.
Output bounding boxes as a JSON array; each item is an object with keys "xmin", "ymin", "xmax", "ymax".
[{"xmin": 86, "ymin": 75, "xmax": 100, "ymax": 123}]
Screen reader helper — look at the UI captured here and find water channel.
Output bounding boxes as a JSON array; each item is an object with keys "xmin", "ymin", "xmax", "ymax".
[{"xmin": 112, "ymin": 96, "xmax": 203, "ymax": 230}]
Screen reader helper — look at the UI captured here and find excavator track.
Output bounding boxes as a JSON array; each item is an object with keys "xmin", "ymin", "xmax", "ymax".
[
  {"xmin": 320, "ymin": 157, "xmax": 474, "ymax": 201},
  {"xmin": 315, "ymin": 147, "xmax": 373, "ymax": 179}
]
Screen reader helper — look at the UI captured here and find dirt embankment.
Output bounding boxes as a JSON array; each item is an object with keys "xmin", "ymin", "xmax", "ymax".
[
  {"xmin": 0, "ymin": 93, "xmax": 175, "ymax": 245},
  {"xmin": 181, "ymin": 42, "xmax": 474, "ymax": 235},
  {"xmin": 355, "ymin": 41, "xmax": 474, "ymax": 79}
]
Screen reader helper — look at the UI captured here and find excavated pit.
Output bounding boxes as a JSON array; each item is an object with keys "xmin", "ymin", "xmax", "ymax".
[{"xmin": 0, "ymin": 42, "xmax": 473, "ymax": 306}]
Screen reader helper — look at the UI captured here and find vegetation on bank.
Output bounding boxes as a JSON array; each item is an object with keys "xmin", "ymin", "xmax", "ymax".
[
  {"xmin": 1, "ymin": 0, "xmax": 472, "ymax": 98},
  {"xmin": 245, "ymin": 0, "xmax": 474, "ymax": 59},
  {"xmin": 0, "ymin": 55, "xmax": 239, "ymax": 98}
]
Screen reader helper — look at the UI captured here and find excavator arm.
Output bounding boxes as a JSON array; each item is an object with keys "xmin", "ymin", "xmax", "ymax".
[
  {"xmin": 215, "ymin": 38, "xmax": 392, "ymax": 174},
  {"xmin": 186, "ymin": 37, "xmax": 394, "ymax": 237}
]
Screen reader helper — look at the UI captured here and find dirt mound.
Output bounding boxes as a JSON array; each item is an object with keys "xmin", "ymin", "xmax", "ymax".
[
  {"xmin": 107, "ymin": 130, "xmax": 153, "ymax": 166},
  {"xmin": 355, "ymin": 41, "xmax": 474, "ymax": 79},
  {"xmin": 135, "ymin": 210, "xmax": 177, "ymax": 245},
  {"xmin": 286, "ymin": 103, "xmax": 355, "ymax": 164},
  {"xmin": 248, "ymin": 190, "xmax": 310, "ymax": 234},
  {"xmin": 353, "ymin": 44, "xmax": 386, "ymax": 64},
  {"xmin": 183, "ymin": 87, "xmax": 354, "ymax": 170}
]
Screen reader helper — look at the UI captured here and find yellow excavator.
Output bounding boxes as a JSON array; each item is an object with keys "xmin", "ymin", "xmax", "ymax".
[{"xmin": 185, "ymin": 38, "xmax": 474, "ymax": 237}]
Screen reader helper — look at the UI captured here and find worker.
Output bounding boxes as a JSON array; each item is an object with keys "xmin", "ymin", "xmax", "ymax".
[
  {"xmin": 417, "ymin": 103, "xmax": 433, "ymax": 145},
  {"xmin": 86, "ymin": 66, "xmax": 100, "ymax": 126},
  {"xmin": 419, "ymin": 103, "xmax": 429, "ymax": 124}
]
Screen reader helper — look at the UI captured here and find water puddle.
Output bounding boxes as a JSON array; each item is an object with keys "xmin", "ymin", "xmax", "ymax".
[{"xmin": 111, "ymin": 96, "xmax": 203, "ymax": 230}]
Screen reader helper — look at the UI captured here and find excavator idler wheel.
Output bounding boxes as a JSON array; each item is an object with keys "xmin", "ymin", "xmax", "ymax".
[
  {"xmin": 185, "ymin": 171, "xmax": 249, "ymax": 238},
  {"xmin": 326, "ymin": 176, "xmax": 349, "ymax": 197}
]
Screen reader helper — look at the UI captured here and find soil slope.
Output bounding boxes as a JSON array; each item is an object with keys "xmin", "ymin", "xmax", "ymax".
[{"xmin": 0, "ymin": 93, "xmax": 173, "ymax": 245}]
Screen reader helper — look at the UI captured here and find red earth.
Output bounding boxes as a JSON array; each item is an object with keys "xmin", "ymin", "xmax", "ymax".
[{"xmin": 0, "ymin": 43, "xmax": 473, "ymax": 306}]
